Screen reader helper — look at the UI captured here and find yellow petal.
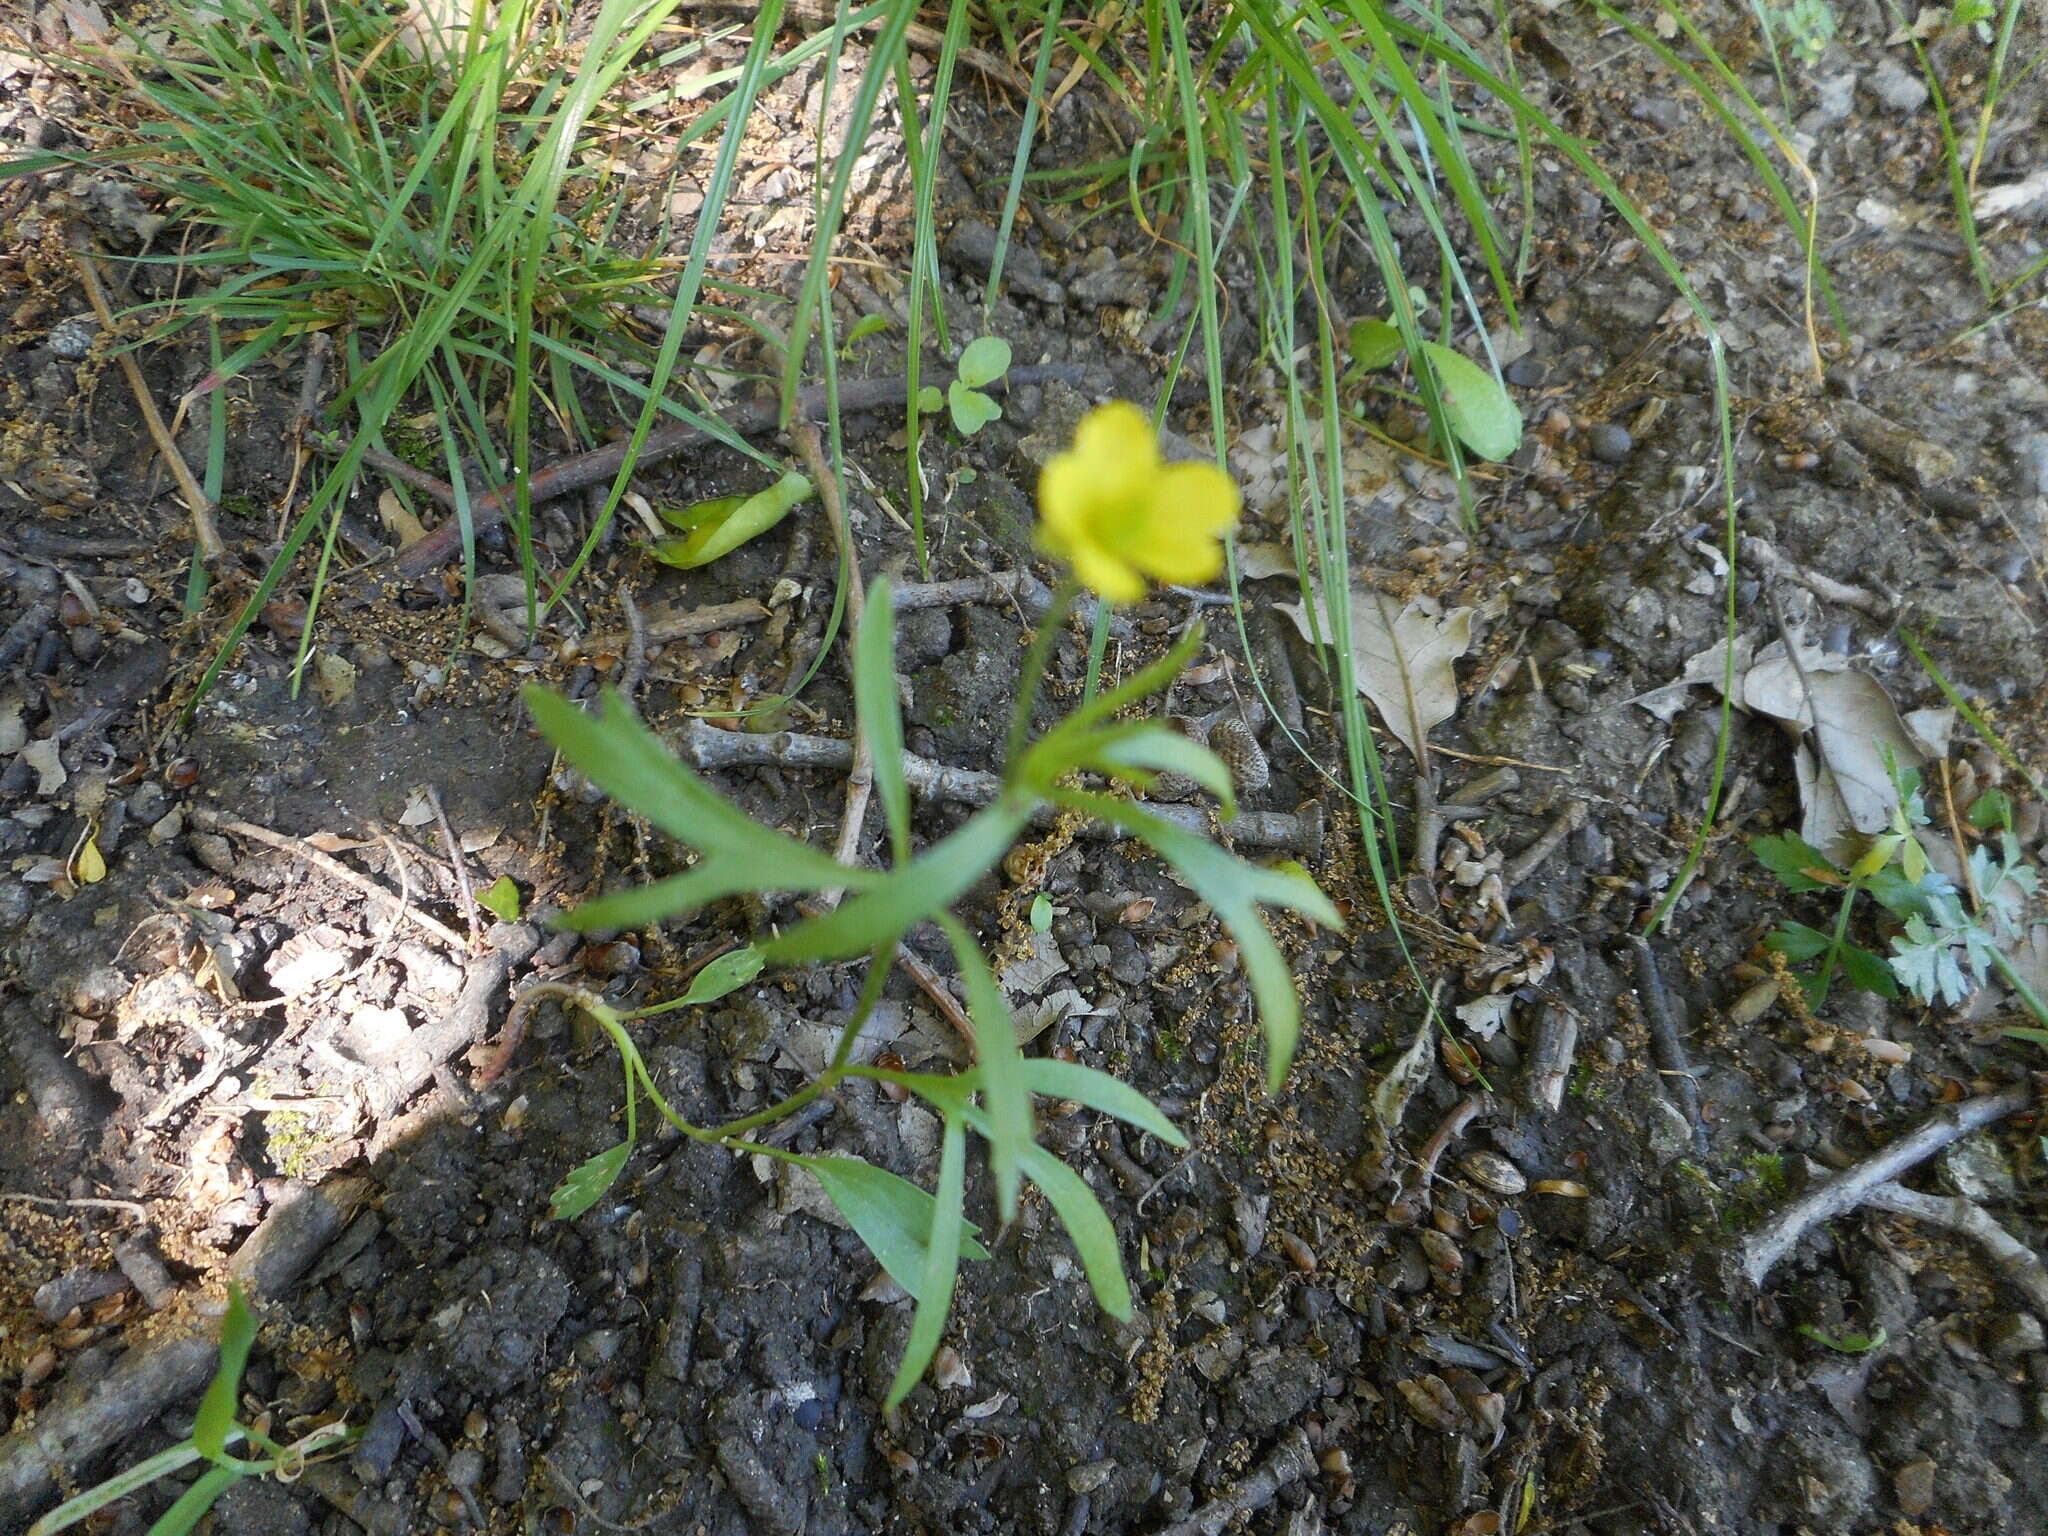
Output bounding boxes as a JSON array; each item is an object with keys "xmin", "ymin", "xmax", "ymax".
[
  {"xmin": 1135, "ymin": 531, "xmax": 1225, "ymax": 585},
  {"xmin": 1071, "ymin": 401, "xmax": 1160, "ymax": 473},
  {"xmin": 1154, "ymin": 462, "xmax": 1242, "ymax": 533},
  {"xmin": 1037, "ymin": 454, "xmax": 1093, "ymax": 548},
  {"xmin": 75, "ymin": 836, "xmax": 106, "ymax": 884},
  {"xmin": 1067, "ymin": 540, "xmax": 1147, "ymax": 604}
]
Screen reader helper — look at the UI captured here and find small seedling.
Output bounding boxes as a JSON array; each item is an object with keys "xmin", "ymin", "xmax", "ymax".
[
  {"xmin": 1754, "ymin": 756, "xmax": 2046, "ymax": 1024},
  {"xmin": 921, "ymin": 335, "xmax": 1012, "ymax": 436},
  {"xmin": 1795, "ymin": 1322, "xmax": 1887, "ymax": 1353},
  {"xmin": 839, "ymin": 313, "xmax": 892, "ymax": 359},
  {"xmin": 1344, "ymin": 317, "xmax": 1522, "ymax": 461},
  {"xmin": 28, "ymin": 1283, "xmax": 355, "ymax": 1536},
  {"xmin": 648, "ymin": 472, "xmax": 815, "ymax": 570},
  {"xmin": 479, "ymin": 876, "xmax": 522, "ymax": 922}
]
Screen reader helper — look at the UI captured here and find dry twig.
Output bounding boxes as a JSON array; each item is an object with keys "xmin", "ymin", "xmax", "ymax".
[
  {"xmin": 190, "ymin": 807, "xmax": 467, "ymax": 950},
  {"xmin": 69, "ymin": 239, "xmax": 224, "ymax": 564},
  {"xmin": 1740, "ymin": 1083, "xmax": 2035, "ymax": 1285},
  {"xmin": 383, "ymin": 366, "xmax": 1088, "ymax": 578},
  {"xmin": 672, "ymin": 718, "xmax": 1324, "ymax": 854},
  {"xmin": 790, "ymin": 419, "xmax": 871, "ymax": 899}
]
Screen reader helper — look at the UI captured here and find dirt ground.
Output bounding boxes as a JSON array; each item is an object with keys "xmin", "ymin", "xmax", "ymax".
[{"xmin": 4, "ymin": 3, "xmax": 2048, "ymax": 1533}]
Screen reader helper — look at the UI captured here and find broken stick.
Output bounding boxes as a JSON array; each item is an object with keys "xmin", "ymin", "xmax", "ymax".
[{"xmin": 1740, "ymin": 1082, "xmax": 2035, "ymax": 1286}]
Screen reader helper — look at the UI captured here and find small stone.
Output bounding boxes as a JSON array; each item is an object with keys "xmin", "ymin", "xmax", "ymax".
[
  {"xmin": 1628, "ymin": 96, "xmax": 1683, "ymax": 132},
  {"xmin": 1865, "ymin": 57, "xmax": 1929, "ymax": 114},
  {"xmin": 1893, "ymin": 1458, "xmax": 1936, "ymax": 1519},
  {"xmin": 1987, "ymin": 1312, "xmax": 2044, "ymax": 1362},
  {"xmin": 46, "ymin": 316, "xmax": 97, "ymax": 360},
  {"xmin": 1505, "ymin": 356, "xmax": 1547, "ymax": 388},
  {"xmin": 1587, "ymin": 423, "xmax": 1633, "ymax": 463},
  {"xmin": 2012, "ymin": 432, "xmax": 2048, "ymax": 497},
  {"xmin": 1066, "ymin": 1459, "xmax": 1116, "ymax": 1495}
]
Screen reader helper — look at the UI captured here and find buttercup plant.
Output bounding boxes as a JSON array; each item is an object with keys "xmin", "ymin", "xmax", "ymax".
[{"xmin": 524, "ymin": 403, "xmax": 1338, "ymax": 1405}]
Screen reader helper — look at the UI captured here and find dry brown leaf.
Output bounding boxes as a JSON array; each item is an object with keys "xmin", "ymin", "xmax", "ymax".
[
  {"xmin": 1277, "ymin": 585, "xmax": 1474, "ymax": 765},
  {"xmin": 1741, "ymin": 638, "xmax": 1942, "ymax": 857},
  {"xmin": 377, "ymin": 489, "xmax": 429, "ymax": 550}
]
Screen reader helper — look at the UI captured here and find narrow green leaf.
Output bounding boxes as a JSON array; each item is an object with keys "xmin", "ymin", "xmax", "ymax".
[
  {"xmin": 649, "ymin": 471, "xmax": 812, "ymax": 569},
  {"xmin": 679, "ymin": 945, "xmax": 766, "ymax": 1005},
  {"xmin": 1021, "ymin": 1059, "xmax": 1188, "ymax": 1148},
  {"xmin": 1414, "ymin": 340, "xmax": 1521, "ymax": 461},
  {"xmin": 526, "ymin": 687, "xmax": 865, "ymax": 889},
  {"xmin": 194, "ymin": 1283, "xmax": 257, "ymax": 1460},
  {"xmin": 1018, "ymin": 624, "xmax": 1207, "ymax": 786},
  {"xmin": 25, "ymin": 1442, "xmax": 209, "ymax": 1536},
  {"xmin": 855, "ymin": 577, "xmax": 912, "ymax": 863},
  {"xmin": 1017, "ymin": 1142, "xmax": 1130, "ymax": 1319},
  {"xmin": 955, "ymin": 335, "xmax": 1012, "ymax": 388},
  {"xmin": 1055, "ymin": 791, "xmax": 1339, "ymax": 1092},
  {"xmin": 762, "ymin": 800, "xmax": 1033, "ymax": 965},
  {"xmin": 550, "ymin": 1141, "xmax": 631, "ymax": 1221},
  {"xmin": 855, "ymin": 1065, "xmax": 979, "ymax": 1117},
  {"xmin": 1089, "ymin": 725, "xmax": 1237, "ymax": 820},
  {"xmin": 145, "ymin": 1463, "xmax": 243, "ymax": 1536},
  {"xmin": 477, "ymin": 875, "xmax": 521, "ymax": 922},
  {"xmin": 558, "ymin": 863, "xmax": 770, "ymax": 932},
  {"xmin": 804, "ymin": 1154, "xmax": 990, "ymax": 1302},
  {"xmin": 886, "ymin": 1115, "xmax": 966, "ymax": 1408},
  {"xmin": 939, "ymin": 915, "xmax": 1031, "ymax": 1223}
]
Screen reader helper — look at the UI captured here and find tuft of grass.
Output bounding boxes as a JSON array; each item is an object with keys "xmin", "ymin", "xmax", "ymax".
[{"xmin": 11, "ymin": 0, "xmax": 826, "ymax": 699}]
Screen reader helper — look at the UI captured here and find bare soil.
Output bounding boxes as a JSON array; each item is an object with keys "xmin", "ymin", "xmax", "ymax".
[{"xmin": 3, "ymin": 4, "xmax": 2048, "ymax": 1534}]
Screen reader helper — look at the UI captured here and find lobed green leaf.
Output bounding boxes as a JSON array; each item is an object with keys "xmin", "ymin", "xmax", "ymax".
[{"xmin": 549, "ymin": 1141, "xmax": 632, "ymax": 1221}]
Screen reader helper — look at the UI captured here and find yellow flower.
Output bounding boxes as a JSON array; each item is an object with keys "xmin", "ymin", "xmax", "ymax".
[{"xmin": 1036, "ymin": 401, "xmax": 1241, "ymax": 604}]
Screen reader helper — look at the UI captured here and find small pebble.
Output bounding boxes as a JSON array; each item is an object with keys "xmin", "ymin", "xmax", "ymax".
[
  {"xmin": 1865, "ymin": 57, "xmax": 1930, "ymax": 115},
  {"xmin": 46, "ymin": 316, "xmax": 97, "ymax": 360},
  {"xmin": 1505, "ymin": 356, "xmax": 1547, "ymax": 388},
  {"xmin": 1588, "ymin": 423, "xmax": 1633, "ymax": 463}
]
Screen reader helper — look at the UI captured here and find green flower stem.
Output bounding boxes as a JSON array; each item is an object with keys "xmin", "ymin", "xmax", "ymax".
[
  {"xmin": 516, "ymin": 949, "xmax": 895, "ymax": 1157},
  {"xmin": 1003, "ymin": 574, "xmax": 1080, "ymax": 771},
  {"xmin": 1991, "ymin": 945, "xmax": 2048, "ymax": 1031},
  {"xmin": 704, "ymin": 945, "xmax": 894, "ymax": 1142},
  {"xmin": 1815, "ymin": 879, "xmax": 1861, "ymax": 1004}
]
